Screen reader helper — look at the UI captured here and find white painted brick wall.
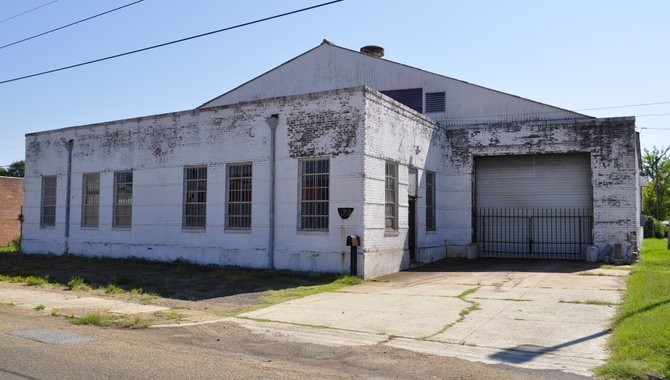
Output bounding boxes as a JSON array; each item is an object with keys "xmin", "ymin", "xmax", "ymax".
[
  {"xmin": 23, "ymin": 88, "xmax": 369, "ymax": 275},
  {"xmin": 23, "ymin": 85, "xmax": 639, "ymax": 280}
]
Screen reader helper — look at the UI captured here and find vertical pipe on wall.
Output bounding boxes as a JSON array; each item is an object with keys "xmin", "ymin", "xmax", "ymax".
[
  {"xmin": 64, "ymin": 139, "xmax": 74, "ymax": 247},
  {"xmin": 266, "ymin": 114, "xmax": 279, "ymax": 269}
]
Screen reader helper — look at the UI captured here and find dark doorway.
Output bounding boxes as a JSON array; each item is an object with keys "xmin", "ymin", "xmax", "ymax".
[{"xmin": 408, "ymin": 197, "xmax": 417, "ymax": 261}]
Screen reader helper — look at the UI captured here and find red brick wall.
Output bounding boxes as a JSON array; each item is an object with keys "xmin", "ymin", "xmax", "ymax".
[{"xmin": 0, "ymin": 177, "xmax": 24, "ymax": 246}]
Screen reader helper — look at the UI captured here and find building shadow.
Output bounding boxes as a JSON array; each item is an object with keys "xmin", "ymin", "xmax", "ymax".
[
  {"xmin": 408, "ymin": 257, "xmax": 604, "ymax": 275},
  {"xmin": 488, "ymin": 329, "xmax": 610, "ymax": 364}
]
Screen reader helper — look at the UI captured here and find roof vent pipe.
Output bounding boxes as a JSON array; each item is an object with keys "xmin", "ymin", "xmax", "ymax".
[{"xmin": 360, "ymin": 45, "xmax": 384, "ymax": 58}]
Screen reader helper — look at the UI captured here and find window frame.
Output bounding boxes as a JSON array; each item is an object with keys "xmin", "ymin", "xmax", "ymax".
[
  {"xmin": 81, "ymin": 172, "xmax": 100, "ymax": 227},
  {"xmin": 298, "ymin": 158, "xmax": 330, "ymax": 231},
  {"xmin": 183, "ymin": 166, "xmax": 207, "ymax": 230},
  {"xmin": 40, "ymin": 175, "xmax": 57, "ymax": 228},
  {"xmin": 226, "ymin": 162, "xmax": 253, "ymax": 230},
  {"xmin": 113, "ymin": 170, "xmax": 133, "ymax": 228},
  {"xmin": 425, "ymin": 171, "xmax": 436, "ymax": 231},
  {"xmin": 385, "ymin": 161, "xmax": 398, "ymax": 230}
]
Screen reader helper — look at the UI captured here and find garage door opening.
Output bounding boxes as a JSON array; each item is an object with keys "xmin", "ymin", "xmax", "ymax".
[{"xmin": 474, "ymin": 154, "xmax": 593, "ymax": 259}]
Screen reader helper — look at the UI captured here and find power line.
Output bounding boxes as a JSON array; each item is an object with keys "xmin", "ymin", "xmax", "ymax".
[
  {"xmin": 0, "ymin": 0, "xmax": 59, "ymax": 24},
  {"xmin": 636, "ymin": 113, "xmax": 670, "ymax": 118},
  {"xmin": 0, "ymin": 0, "xmax": 343, "ymax": 85},
  {"xmin": 640, "ymin": 127, "xmax": 670, "ymax": 130},
  {"xmin": 0, "ymin": 0, "xmax": 144, "ymax": 51},
  {"xmin": 574, "ymin": 101, "xmax": 670, "ymax": 112}
]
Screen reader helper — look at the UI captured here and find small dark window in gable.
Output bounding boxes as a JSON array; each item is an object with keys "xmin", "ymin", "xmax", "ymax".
[
  {"xmin": 381, "ymin": 88, "xmax": 423, "ymax": 113},
  {"xmin": 425, "ymin": 92, "xmax": 446, "ymax": 113}
]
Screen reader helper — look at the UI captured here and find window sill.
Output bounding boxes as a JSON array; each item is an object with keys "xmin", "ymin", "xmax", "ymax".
[
  {"xmin": 384, "ymin": 230, "xmax": 400, "ymax": 237},
  {"xmin": 425, "ymin": 230, "xmax": 437, "ymax": 235},
  {"xmin": 225, "ymin": 229, "xmax": 251, "ymax": 234},
  {"xmin": 40, "ymin": 226, "xmax": 55, "ymax": 230},
  {"xmin": 112, "ymin": 227, "xmax": 131, "ymax": 231},
  {"xmin": 182, "ymin": 228, "xmax": 206, "ymax": 233},
  {"xmin": 296, "ymin": 230, "xmax": 329, "ymax": 235},
  {"xmin": 81, "ymin": 226, "xmax": 99, "ymax": 230}
]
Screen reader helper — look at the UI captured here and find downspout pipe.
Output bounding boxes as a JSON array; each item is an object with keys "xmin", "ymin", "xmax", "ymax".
[
  {"xmin": 64, "ymin": 139, "xmax": 74, "ymax": 251},
  {"xmin": 266, "ymin": 114, "xmax": 279, "ymax": 269}
]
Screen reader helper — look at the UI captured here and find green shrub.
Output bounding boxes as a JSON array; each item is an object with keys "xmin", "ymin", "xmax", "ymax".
[
  {"xmin": 644, "ymin": 216, "xmax": 668, "ymax": 239},
  {"xmin": 67, "ymin": 276, "xmax": 89, "ymax": 291},
  {"xmin": 9, "ymin": 237, "xmax": 20, "ymax": 252},
  {"xmin": 25, "ymin": 275, "xmax": 49, "ymax": 286},
  {"xmin": 653, "ymin": 219, "xmax": 668, "ymax": 238},
  {"xmin": 104, "ymin": 284, "xmax": 125, "ymax": 294}
]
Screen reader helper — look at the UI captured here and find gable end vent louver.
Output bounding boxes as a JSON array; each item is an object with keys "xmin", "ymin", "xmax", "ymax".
[{"xmin": 425, "ymin": 92, "xmax": 446, "ymax": 113}]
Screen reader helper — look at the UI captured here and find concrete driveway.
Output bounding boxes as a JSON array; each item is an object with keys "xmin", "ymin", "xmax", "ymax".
[{"xmin": 240, "ymin": 259, "xmax": 629, "ymax": 377}]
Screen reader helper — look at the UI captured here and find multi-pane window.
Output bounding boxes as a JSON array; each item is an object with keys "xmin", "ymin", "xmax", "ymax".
[
  {"xmin": 113, "ymin": 171, "xmax": 133, "ymax": 227},
  {"xmin": 385, "ymin": 161, "xmax": 398, "ymax": 230},
  {"xmin": 82, "ymin": 173, "xmax": 100, "ymax": 227},
  {"xmin": 227, "ymin": 163, "xmax": 252, "ymax": 229},
  {"xmin": 184, "ymin": 166, "xmax": 207, "ymax": 229},
  {"xmin": 300, "ymin": 159, "xmax": 329, "ymax": 230},
  {"xmin": 426, "ymin": 171, "xmax": 436, "ymax": 231},
  {"xmin": 40, "ymin": 176, "xmax": 57, "ymax": 227}
]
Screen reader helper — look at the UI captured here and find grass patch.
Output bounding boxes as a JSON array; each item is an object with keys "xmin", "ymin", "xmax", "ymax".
[
  {"xmin": 559, "ymin": 300, "xmax": 620, "ymax": 306},
  {"xmin": 34, "ymin": 304, "xmax": 45, "ymax": 311},
  {"xmin": 70, "ymin": 313, "xmax": 149, "ymax": 329},
  {"xmin": 1, "ymin": 252, "xmax": 364, "ymax": 314},
  {"xmin": 0, "ymin": 246, "xmax": 19, "ymax": 253},
  {"xmin": 260, "ymin": 275, "xmax": 362, "ymax": 306},
  {"xmin": 154, "ymin": 310, "xmax": 183, "ymax": 322},
  {"xmin": 456, "ymin": 287, "xmax": 479, "ymax": 298},
  {"xmin": 67, "ymin": 276, "xmax": 90, "ymax": 291},
  {"xmin": 25, "ymin": 275, "xmax": 49, "ymax": 286},
  {"xmin": 596, "ymin": 239, "xmax": 670, "ymax": 379},
  {"xmin": 104, "ymin": 284, "xmax": 126, "ymax": 294},
  {"xmin": 599, "ymin": 265, "xmax": 632, "ymax": 271},
  {"xmin": 0, "ymin": 302, "xmax": 14, "ymax": 307}
]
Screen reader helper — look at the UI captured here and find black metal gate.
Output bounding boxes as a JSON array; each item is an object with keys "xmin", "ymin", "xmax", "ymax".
[{"xmin": 475, "ymin": 208, "xmax": 593, "ymax": 259}]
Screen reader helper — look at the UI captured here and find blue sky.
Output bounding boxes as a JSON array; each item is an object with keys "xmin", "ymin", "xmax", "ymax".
[{"xmin": 1, "ymin": 0, "xmax": 668, "ymax": 167}]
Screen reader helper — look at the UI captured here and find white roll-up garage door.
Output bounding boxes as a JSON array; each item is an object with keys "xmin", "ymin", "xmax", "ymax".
[{"xmin": 475, "ymin": 154, "xmax": 593, "ymax": 259}]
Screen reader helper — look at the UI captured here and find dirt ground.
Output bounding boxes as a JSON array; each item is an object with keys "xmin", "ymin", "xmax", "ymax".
[{"xmin": 0, "ymin": 252, "xmax": 341, "ymax": 314}]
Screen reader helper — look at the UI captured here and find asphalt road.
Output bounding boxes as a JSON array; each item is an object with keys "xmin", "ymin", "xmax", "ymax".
[{"xmin": 0, "ymin": 307, "xmax": 562, "ymax": 380}]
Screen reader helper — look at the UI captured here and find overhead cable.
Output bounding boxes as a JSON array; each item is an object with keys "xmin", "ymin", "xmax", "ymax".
[
  {"xmin": 0, "ymin": 0, "xmax": 343, "ymax": 85},
  {"xmin": 0, "ymin": 0, "xmax": 145, "ymax": 51},
  {"xmin": 0, "ymin": 0, "xmax": 59, "ymax": 24}
]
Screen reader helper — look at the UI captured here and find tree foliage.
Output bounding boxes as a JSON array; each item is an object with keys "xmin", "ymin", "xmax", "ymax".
[
  {"xmin": 0, "ymin": 160, "xmax": 24, "ymax": 177},
  {"xmin": 642, "ymin": 147, "xmax": 670, "ymax": 220}
]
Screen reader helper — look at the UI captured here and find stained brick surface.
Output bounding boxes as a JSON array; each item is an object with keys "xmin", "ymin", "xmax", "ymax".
[{"xmin": 0, "ymin": 177, "xmax": 23, "ymax": 246}]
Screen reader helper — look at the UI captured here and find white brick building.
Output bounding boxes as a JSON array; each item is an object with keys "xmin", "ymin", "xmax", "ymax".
[{"xmin": 22, "ymin": 41, "xmax": 642, "ymax": 278}]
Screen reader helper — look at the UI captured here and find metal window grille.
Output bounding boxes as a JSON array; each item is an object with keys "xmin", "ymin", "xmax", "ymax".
[
  {"xmin": 40, "ymin": 176, "xmax": 57, "ymax": 227},
  {"xmin": 425, "ymin": 92, "xmax": 446, "ymax": 113},
  {"xmin": 227, "ymin": 163, "xmax": 252, "ymax": 229},
  {"xmin": 300, "ymin": 159, "xmax": 329, "ymax": 230},
  {"xmin": 184, "ymin": 166, "xmax": 207, "ymax": 229},
  {"xmin": 82, "ymin": 173, "xmax": 100, "ymax": 227},
  {"xmin": 426, "ymin": 171, "xmax": 436, "ymax": 231},
  {"xmin": 113, "ymin": 171, "xmax": 133, "ymax": 227},
  {"xmin": 385, "ymin": 161, "xmax": 398, "ymax": 230}
]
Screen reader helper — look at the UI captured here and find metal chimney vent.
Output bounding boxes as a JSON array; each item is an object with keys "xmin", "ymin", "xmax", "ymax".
[{"xmin": 360, "ymin": 45, "xmax": 384, "ymax": 58}]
